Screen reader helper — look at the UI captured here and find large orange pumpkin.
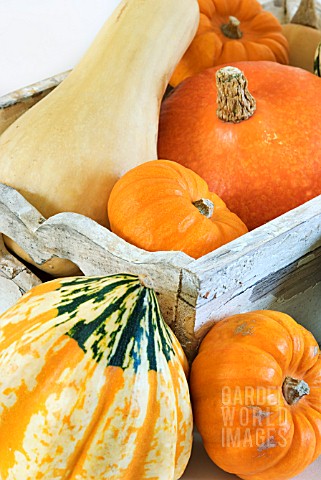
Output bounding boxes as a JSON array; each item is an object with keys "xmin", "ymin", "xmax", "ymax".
[
  {"xmin": 190, "ymin": 310, "xmax": 321, "ymax": 480},
  {"xmin": 108, "ymin": 160, "xmax": 248, "ymax": 259},
  {"xmin": 170, "ymin": 0, "xmax": 289, "ymax": 87},
  {"xmin": 158, "ymin": 61, "xmax": 321, "ymax": 230}
]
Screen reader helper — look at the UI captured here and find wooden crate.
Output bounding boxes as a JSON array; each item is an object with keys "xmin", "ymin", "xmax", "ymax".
[{"xmin": 1, "ymin": 72, "xmax": 321, "ymax": 361}]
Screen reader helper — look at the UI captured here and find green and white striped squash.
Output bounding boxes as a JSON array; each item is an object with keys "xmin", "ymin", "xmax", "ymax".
[
  {"xmin": 314, "ymin": 42, "xmax": 321, "ymax": 77},
  {"xmin": 0, "ymin": 274, "xmax": 193, "ymax": 479}
]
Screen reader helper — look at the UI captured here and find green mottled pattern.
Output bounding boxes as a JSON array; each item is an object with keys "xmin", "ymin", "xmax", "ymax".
[{"xmin": 55, "ymin": 274, "xmax": 174, "ymax": 372}]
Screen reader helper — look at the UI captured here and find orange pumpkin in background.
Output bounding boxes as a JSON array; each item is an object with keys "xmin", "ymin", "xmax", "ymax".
[
  {"xmin": 170, "ymin": 0, "xmax": 289, "ymax": 87},
  {"xmin": 158, "ymin": 61, "xmax": 321, "ymax": 231},
  {"xmin": 190, "ymin": 310, "xmax": 321, "ymax": 480},
  {"xmin": 108, "ymin": 160, "xmax": 248, "ymax": 259}
]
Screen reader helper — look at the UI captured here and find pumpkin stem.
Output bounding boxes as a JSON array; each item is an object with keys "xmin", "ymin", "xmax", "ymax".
[
  {"xmin": 221, "ymin": 16, "xmax": 243, "ymax": 39},
  {"xmin": 193, "ymin": 198, "xmax": 214, "ymax": 218},
  {"xmin": 291, "ymin": 0, "xmax": 319, "ymax": 29},
  {"xmin": 216, "ymin": 66, "xmax": 256, "ymax": 123},
  {"xmin": 282, "ymin": 376, "xmax": 310, "ymax": 405}
]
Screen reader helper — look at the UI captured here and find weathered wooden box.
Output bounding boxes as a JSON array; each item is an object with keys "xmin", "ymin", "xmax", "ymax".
[{"xmin": 0, "ymin": 71, "xmax": 321, "ymax": 361}]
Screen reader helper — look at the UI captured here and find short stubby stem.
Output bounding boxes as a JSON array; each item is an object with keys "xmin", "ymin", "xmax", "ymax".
[
  {"xmin": 282, "ymin": 376, "xmax": 310, "ymax": 405},
  {"xmin": 216, "ymin": 66, "xmax": 256, "ymax": 123},
  {"xmin": 221, "ymin": 16, "xmax": 243, "ymax": 39},
  {"xmin": 291, "ymin": 0, "xmax": 319, "ymax": 29},
  {"xmin": 193, "ymin": 198, "xmax": 214, "ymax": 218}
]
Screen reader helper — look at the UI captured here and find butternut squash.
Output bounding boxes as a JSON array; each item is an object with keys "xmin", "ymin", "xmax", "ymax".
[
  {"xmin": 282, "ymin": 0, "xmax": 321, "ymax": 72},
  {"xmin": 0, "ymin": 0, "xmax": 199, "ymax": 276}
]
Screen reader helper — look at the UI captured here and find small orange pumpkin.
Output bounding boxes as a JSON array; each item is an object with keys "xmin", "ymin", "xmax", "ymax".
[
  {"xmin": 158, "ymin": 61, "xmax": 321, "ymax": 230},
  {"xmin": 107, "ymin": 160, "xmax": 248, "ymax": 259},
  {"xmin": 190, "ymin": 310, "xmax": 321, "ymax": 480},
  {"xmin": 170, "ymin": 0, "xmax": 289, "ymax": 87}
]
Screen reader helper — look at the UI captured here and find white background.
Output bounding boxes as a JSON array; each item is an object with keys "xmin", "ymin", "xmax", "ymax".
[
  {"xmin": 0, "ymin": 0, "xmax": 120, "ymax": 96},
  {"xmin": 0, "ymin": 1, "xmax": 320, "ymax": 478}
]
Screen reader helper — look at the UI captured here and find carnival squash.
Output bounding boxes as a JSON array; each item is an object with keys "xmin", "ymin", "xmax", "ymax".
[
  {"xmin": 0, "ymin": 0, "xmax": 199, "ymax": 276},
  {"xmin": 282, "ymin": 0, "xmax": 321, "ymax": 72},
  {"xmin": 0, "ymin": 274, "xmax": 193, "ymax": 479},
  {"xmin": 108, "ymin": 160, "xmax": 248, "ymax": 259},
  {"xmin": 190, "ymin": 310, "xmax": 321, "ymax": 480},
  {"xmin": 315, "ymin": 41, "xmax": 321, "ymax": 75},
  {"xmin": 170, "ymin": 0, "xmax": 289, "ymax": 87},
  {"xmin": 158, "ymin": 61, "xmax": 321, "ymax": 230}
]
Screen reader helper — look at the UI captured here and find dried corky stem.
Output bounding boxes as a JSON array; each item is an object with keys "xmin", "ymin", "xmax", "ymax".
[{"xmin": 216, "ymin": 66, "xmax": 256, "ymax": 123}]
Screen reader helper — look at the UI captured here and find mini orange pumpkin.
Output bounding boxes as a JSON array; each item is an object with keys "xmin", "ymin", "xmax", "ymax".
[
  {"xmin": 107, "ymin": 160, "xmax": 248, "ymax": 259},
  {"xmin": 170, "ymin": 0, "xmax": 289, "ymax": 87},
  {"xmin": 190, "ymin": 310, "xmax": 321, "ymax": 480},
  {"xmin": 158, "ymin": 61, "xmax": 321, "ymax": 230}
]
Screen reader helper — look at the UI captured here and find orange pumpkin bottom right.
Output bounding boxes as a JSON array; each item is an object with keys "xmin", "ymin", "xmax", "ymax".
[
  {"xmin": 158, "ymin": 61, "xmax": 321, "ymax": 231},
  {"xmin": 189, "ymin": 310, "xmax": 321, "ymax": 480}
]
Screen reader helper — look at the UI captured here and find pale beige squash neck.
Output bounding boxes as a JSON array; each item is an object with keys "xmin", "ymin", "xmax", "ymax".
[{"xmin": 0, "ymin": 0, "xmax": 199, "ymax": 276}]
